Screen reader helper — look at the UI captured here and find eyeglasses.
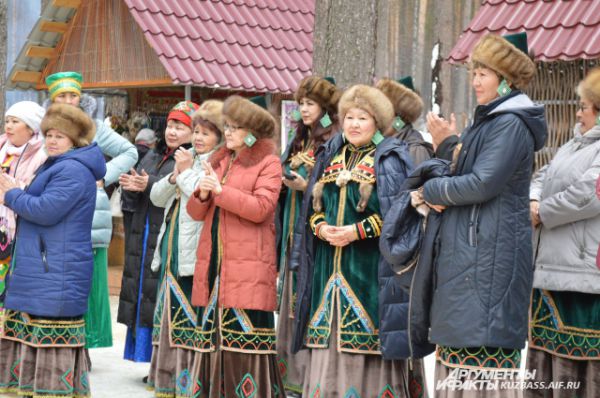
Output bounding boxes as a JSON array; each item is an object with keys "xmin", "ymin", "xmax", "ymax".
[
  {"xmin": 578, "ymin": 103, "xmax": 593, "ymax": 112},
  {"xmin": 223, "ymin": 123, "xmax": 240, "ymax": 132}
]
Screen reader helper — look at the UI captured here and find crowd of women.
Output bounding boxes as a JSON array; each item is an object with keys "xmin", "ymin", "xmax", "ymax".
[{"xmin": 0, "ymin": 31, "xmax": 598, "ymax": 398}]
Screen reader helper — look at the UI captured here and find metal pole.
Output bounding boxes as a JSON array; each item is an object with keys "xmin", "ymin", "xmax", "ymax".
[{"xmin": 185, "ymin": 85, "xmax": 191, "ymax": 101}]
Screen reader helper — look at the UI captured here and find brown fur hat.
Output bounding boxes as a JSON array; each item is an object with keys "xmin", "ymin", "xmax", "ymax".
[
  {"xmin": 294, "ymin": 76, "xmax": 341, "ymax": 114},
  {"xmin": 577, "ymin": 67, "xmax": 600, "ymax": 109},
  {"xmin": 222, "ymin": 95, "xmax": 276, "ymax": 139},
  {"xmin": 193, "ymin": 100, "xmax": 224, "ymax": 134},
  {"xmin": 41, "ymin": 103, "xmax": 95, "ymax": 147},
  {"xmin": 471, "ymin": 34, "xmax": 536, "ymax": 89},
  {"xmin": 338, "ymin": 84, "xmax": 395, "ymax": 131},
  {"xmin": 376, "ymin": 78, "xmax": 424, "ymax": 124}
]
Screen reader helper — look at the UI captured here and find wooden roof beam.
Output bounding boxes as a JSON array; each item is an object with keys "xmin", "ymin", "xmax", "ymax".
[
  {"xmin": 40, "ymin": 21, "xmax": 69, "ymax": 34},
  {"xmin": 11, "ymin": 71, "xmax": 42, "ymax": 84},
  {"xmin": 52, "ymin": 0, "xmax": 82, "ymax": 8},
  {"xmin": 26, "ymin": 45, "xmax": 55, "ymax": 59}
]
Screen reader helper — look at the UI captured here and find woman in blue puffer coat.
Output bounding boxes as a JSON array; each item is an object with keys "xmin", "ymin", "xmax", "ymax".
[{"xmin": 0, "ymin": 103, "xmax": 106, "ymax": 398}]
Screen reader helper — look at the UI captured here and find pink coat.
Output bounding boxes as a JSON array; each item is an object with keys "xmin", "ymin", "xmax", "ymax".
[{"xmin": 187, "ymin": 139, "xmax": 282, "ymax": 311}]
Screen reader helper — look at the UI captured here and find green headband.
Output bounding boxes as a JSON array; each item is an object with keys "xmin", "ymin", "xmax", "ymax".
[{"xmin": 46, "ymin": 71, "xmax": 83, "ymax": 100}]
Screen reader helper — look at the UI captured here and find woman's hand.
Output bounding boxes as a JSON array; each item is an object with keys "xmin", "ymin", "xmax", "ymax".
[
  {"xmin": 119, "ymin": 168, "xmax": 149, "ymax": 192},
  {"xmin": 426, "ymin": 201, "xmax": 446, "ymax": 213},
  {"xmin": 0, "ymin": 173, "xmax": 19, "ymax": 205},
  {"xmin": 175, "ymin": 149, "xmax": 193, "ymax": 173},
  {"xmin": 530, "ymin": 200, "xmax": 541, "ymax": 227},
  {"xmin": 321, "ymin": 225, "xmax": 358, "ymax": 247},
  {"xmin": 282, "ymin": 171, "xmax": 308, "ymax": 192},
  {"xmin": 201, "ymin": 161, "xmax": 222, "ymax": 195},
  {"xmin": 426, "ymin": 111, "xmax": 457, "ymax": 150}
]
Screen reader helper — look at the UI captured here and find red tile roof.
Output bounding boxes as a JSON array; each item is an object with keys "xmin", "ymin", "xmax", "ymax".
[
  {"xmin": 124, "ymin": 0, "xmax": 314, "ymax": 93},
  {"xmin": 447, "ymin": 0, "xmax": 600, "ymax": 63}
]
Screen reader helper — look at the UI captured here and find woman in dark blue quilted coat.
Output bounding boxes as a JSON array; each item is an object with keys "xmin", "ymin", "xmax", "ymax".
[{"xmin": 0, "ymin": 103, "xmax": 105, "ymax": 398}]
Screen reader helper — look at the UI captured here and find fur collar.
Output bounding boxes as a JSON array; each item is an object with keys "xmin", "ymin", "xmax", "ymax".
[{"xmin": 209, "ymin": 139, "xmax": 276, "ymax": 169}]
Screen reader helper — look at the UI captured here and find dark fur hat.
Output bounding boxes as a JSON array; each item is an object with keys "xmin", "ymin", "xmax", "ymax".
[
  {"xmin": 578, "ymin": 67, "xmax": 600, "ymax": 109},
  {"xmin": 471, "ymin": 34, "xmax": 536, "ymax": 89},
  {"xmin": 376, "ymin": 78, "xmax": 423, "ymax": 124},
  {"xmin": 338, "ymin": 85, "xmax": 394, "ymax": 131},
  {"xmin": 294, "ymin": 76, "xmax": 341, "ymax": 114},
  {"xmin": 222, "ymin": 96, "xmax": 276, "ymax": 139},
  {"xmin": 41, "ymin": 103, "xmax": 95, "ymax": 147}
]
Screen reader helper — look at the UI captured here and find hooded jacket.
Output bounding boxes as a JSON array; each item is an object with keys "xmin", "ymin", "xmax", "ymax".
[
  {"xmin": 4, "ymin": 143, "xmax": 106, "ymax": 317},
  {"xmin": 44, "ymin": 95, "xmax": 138, "ymax": 247},
  {"xmin": 422, "ymin": 92, "xmax": 547, "ymax": 349},
  {"xmin": 530, "ymin": 123, "xmax": 600, "ymax": 294}
]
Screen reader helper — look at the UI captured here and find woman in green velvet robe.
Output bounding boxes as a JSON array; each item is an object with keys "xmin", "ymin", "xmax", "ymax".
[{"xmin": 300, "ymin": 85, "xmax": 423, "ymax": 397}]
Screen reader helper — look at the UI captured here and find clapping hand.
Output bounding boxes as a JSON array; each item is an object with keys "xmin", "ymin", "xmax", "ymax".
[
  {"xmin": 197, "ymin": 161, "xmax": 221, "ymax": 200},
  {"xmin": 175, "ymin": 149, "xmax": 193, "ymax": 173},
  {"xmin": 426, "ymin": 111, "xmax": 457, "ymax": 150},
  {"xmin": 119, "ymin": 168, "xmax": 150, "ymax": 192}
]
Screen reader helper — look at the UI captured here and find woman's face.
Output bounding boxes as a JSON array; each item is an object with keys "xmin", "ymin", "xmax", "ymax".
[
  {"xmin": 165, "ymin": 119, "xmax": 192, "ymax": 149},
  {"xmin": 4, "ymin": 116, "xmax": 33, "ymax": 147},
  {"xmin": 193, "ymin": 124, "xmax": 220, "ymax": 155},
  {"xmin": 45, "ymin": 129, "xmax": 74, "ymax": 156},
  {"xmin": 298, "ymin": 97, "xmax": 323, "ymax": 127},
  {"xmin": 223, "ymin": 118, "xmax": 248, "ymax": 153},
  {"xmin": 472, "ymin": 67, "xmax": 501, "ymax": 105},
  {"xmin": 577, "ymin": 96, "xmax": 598, "ymax": 134},
  {"xmin": 53, "ymin": 92, "xmax": 81, "ymax": 107},
  {"xmin": 343, "ymin": 107, "xmax": 377, "ymax": 147}
]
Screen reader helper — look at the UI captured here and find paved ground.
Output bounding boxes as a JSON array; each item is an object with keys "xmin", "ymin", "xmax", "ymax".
[{"xmin": 87, "ymin": 296, "xmax": 153, "ymax": 398}]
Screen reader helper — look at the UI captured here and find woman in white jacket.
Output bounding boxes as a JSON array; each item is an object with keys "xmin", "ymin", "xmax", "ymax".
[
  {"xmin": 527, "ymin": 68, "xmax": 600, "ymax": 398},
  {"xmin": 146, "ymin": 100, "xmax": 224, "ymax": 397}
]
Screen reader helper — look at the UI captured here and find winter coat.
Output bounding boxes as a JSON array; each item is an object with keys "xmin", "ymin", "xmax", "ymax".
[
  {"xmin": 530, "ymin": 123, "xmax": 600, "ymax": 294},
  {"xmin": 117, "ymin": 148, "xmax": 177, "ymax": 327},
  {"xmin": 150, "ymin": 148, "xmax": 213, "ymax": 277},
  {"xmin": 0, "ymin": 134, "xmax": 47, "ymax": 240},
  {"xmin": 422, "ymin": 92, "xmax": 547, "ymax": 350},
  {"xmin": 393, "ymin": 125, "xmax": 434, "ymax": 166},
  {"xmin": 374, "ymin": 136, "xmax": 414, "ymax": 359},
  {"xmin": 374, "ymin": 137, "xmax": 436, "ymax": 360},
  {"xmin": 44, "ymin": 95, "xmax": 138, "ymax": 247},
  {"xmin": 3, "ymin": 143, "xmax": 106, "ymax": 317},
  {"xmin": 187, "ymin": 139, "xmax": 282, "ymax": 311},
  {"xmin": 379, "ymin": 158, "xmax": 451, "ymax": 360}
]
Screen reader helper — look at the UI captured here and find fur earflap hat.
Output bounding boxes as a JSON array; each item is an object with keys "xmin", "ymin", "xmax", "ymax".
[
  {"xmin": 376, "ymin": 78, "xmax": 423, "ymax": 124},
  {"xmin": 222, "ymin": 96, "xmax": 276, "ymax": 139},
  {"xmin": 193, "ymin": 100, "xmax": 224, "ymax": 137},
  {"xmin": 294, "ymin": 76, "xmax": 341, "ymax": 114},
  {"xmin": 41, "ymin": 103, "xmax": 95, "ymax": 147},
  {"xmin": 338, "ymin": 85, "xmax": 395, "ymax": 131},
  {"xmin": 470, "ymin": 33, "xmax": 536, "ymax": 89},
  {"xmin": 577, "ymin": 67, "xmax": 600, "ymax": 109}
]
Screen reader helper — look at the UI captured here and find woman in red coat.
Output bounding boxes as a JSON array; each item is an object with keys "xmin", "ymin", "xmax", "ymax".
[{"xmin": 186, "ymin": 96, "xmax": 283, "ymax": 397}]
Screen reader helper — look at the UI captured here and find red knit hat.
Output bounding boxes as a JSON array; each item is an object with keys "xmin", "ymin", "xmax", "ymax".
[{"xmin": 168, "ymin": 101, "xmax": 200, "ymax": 128}]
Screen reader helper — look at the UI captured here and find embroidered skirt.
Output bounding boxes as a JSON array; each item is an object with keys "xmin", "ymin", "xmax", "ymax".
[{"xmin": 0, "ymin": 310, "xmax": 90, "ymax": 397}]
